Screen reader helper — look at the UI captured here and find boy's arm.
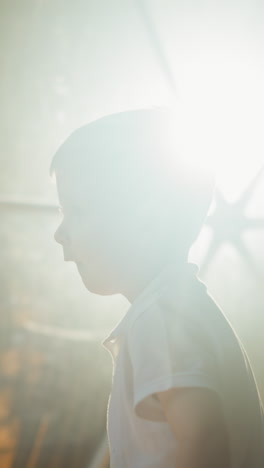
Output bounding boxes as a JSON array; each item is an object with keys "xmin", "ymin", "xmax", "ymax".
[{"xmin": 156, "ymin": 387, "xmax": 231, "ymax": 468}]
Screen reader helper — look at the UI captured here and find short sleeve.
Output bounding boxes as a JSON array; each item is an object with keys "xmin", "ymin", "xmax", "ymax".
[{"xmin": 127, "ymin": 302, "xmax": 219, "ymax": 421}]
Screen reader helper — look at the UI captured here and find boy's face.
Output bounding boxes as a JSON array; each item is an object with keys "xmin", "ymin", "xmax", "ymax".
[{"xmin": 54, "ymin": 166, "xmax": 141, "ymax": 296}]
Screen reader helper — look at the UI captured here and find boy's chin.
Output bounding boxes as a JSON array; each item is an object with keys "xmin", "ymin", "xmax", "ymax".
[{"xmin": 76, "ymin": 263, "xmax": 117, "ymax": 296}]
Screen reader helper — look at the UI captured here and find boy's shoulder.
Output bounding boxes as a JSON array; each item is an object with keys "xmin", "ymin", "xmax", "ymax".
[
  {"xmin": 126, "ymin": 265, "xmax": 214, "ymax": 349},
  {"xmin": 104, "ymin": 262, "xmax": 222, "ymax": 359},
  {"xmin": 126, "ymin": 266, "xmax": 233, "ymax": 365},
  {"xmin": 129, "ymin": 264, "xmax": 209, "ymax": 331}
]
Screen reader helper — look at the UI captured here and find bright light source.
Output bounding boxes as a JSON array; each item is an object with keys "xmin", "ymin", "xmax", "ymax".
[{"xmin": 167, "ymin": 43, "xmax": 264, "ymax": 202}]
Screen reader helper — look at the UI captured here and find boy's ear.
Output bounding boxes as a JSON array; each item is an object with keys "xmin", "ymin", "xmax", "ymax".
[
  {"xmin": 136, "ymin": 198, "xmax": 156, "ymax": 223},
  {"xmin": 138, "ymin": 195, "xmax": 172, "ymax": 220},
  {"xmin": 136, "ymin": 198, "xmax": 169, "ymax": 235}
]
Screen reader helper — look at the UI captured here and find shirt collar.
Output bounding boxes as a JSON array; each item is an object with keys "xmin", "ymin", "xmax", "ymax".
[{"xmin": 102, "ymin": 261, "xmax": 199, "ymax": 356}]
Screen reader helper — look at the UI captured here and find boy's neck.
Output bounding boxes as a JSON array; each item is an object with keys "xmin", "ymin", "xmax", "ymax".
[{"xmin": 121, "ymin": 256, "xmax": 187, "ymax": 304}]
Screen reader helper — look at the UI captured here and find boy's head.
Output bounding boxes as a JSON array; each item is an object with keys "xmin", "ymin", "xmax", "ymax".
[{"xmin": 51, "ymin": 108, "xmax": 215, "ymax": 299}]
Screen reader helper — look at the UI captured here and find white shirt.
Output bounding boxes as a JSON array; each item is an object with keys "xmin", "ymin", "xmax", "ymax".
[{"xmin": 102, "ymin": 262, "xmax": 264, "ymax": 468}]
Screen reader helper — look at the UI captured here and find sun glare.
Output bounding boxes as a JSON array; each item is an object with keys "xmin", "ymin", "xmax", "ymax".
[{"xmin": 166, "ymin": 41, "xmax": 264, "ymax": 202}]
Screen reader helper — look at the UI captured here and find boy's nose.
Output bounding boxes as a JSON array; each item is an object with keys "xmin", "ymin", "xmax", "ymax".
[{"xmin": 54, "ymin": 224, "xmax": 67, "ymax": 245}]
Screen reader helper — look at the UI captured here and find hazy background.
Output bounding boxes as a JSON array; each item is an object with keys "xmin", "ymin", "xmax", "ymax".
[{"xmin": 0, "ymin": 1, "xmax": 264, "ymax": 466}]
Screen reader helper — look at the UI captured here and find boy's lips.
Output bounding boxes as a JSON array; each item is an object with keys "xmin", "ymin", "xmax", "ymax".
[
  {"xmin": 63, "ymin": 254, "xmax": 80, "ymax": 263},
  {"xmin": 63, "ymin": 256, "xmax": 86, "ymax": 269}
]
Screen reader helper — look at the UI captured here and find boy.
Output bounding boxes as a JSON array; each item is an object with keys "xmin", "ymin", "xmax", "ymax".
[{"xmin": 51, "ymin": 109, "xmax": 264, "ymax": 468}]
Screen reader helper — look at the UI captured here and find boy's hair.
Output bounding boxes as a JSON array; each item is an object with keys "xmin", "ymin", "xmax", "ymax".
[{"xmin": 50, "ymin": 108, "xmax": 215, "ymax": 256}]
